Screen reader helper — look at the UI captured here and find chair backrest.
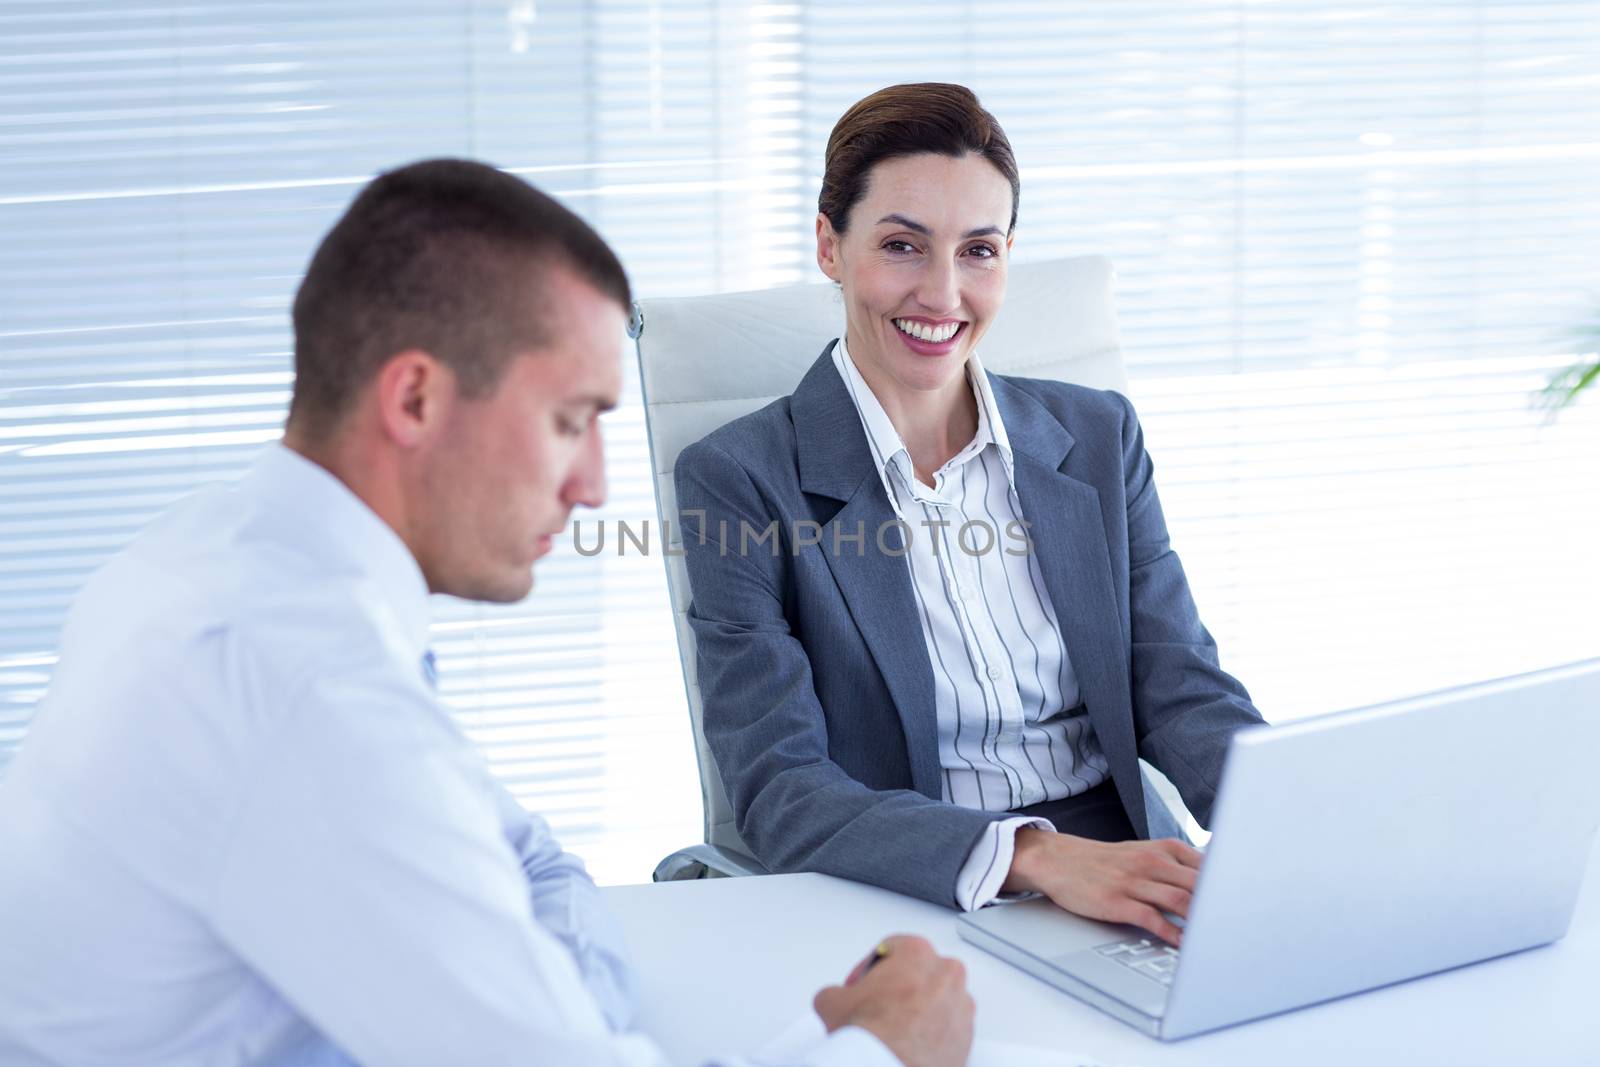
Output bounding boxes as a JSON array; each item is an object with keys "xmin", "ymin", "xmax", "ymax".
[{"xmin": 633, "ymin": 255, "xmax": 1130, "ymax": 858}]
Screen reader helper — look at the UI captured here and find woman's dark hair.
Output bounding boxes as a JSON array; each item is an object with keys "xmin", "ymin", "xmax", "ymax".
[{"xmin": 818, "ymin": 83, "xmax": 1020, "ymax": 236}]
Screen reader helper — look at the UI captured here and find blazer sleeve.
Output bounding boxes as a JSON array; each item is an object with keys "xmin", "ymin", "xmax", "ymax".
[
  {"xmin": 675, "ymin": 438, "xmax": 1008, "ymax": 908},
  {"xmin": 1115, "ymin": 391, "xmax": 1266, "ymax": 826}
]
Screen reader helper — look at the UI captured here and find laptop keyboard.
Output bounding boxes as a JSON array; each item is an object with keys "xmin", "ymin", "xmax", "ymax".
[{"xmin": 1093, "ymin": 937, "xmax": 1180, "ymax": 986}]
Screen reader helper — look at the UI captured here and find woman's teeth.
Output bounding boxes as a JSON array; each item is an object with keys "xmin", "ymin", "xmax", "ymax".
[{"xmin": 894, "ymin": 319, "xmax": 960, "ymax": 344}]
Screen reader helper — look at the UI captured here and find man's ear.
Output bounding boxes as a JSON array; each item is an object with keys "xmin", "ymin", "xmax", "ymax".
[
  {"xmin": 816, "ymin": 213, "xmax": 844, "ymax": 282},
  {"xmin": 373, "ymin": 350, "xmax": 452, "ymax": 448}
]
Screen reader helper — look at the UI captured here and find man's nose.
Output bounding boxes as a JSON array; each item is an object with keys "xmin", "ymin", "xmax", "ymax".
[{"xmin": 564, "ymin": 422, "xmax": 607, "ymax": 510}]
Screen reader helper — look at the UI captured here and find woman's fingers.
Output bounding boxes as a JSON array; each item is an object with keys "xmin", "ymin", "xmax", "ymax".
[
  {"xmin": 1157, "ymin": 838, "xmax": 1205, "ymax": 870},
  {"xmin": 1133, "ymin": 879, "xmax": 1192, "ymax": 920},
  {"xmin": 1112, "ymin": 899, "xmax": 1185, "ymax": 947},
  {"xmin": 1148, "ymin": 853, "xmax": 1199, "ymax": 893}
]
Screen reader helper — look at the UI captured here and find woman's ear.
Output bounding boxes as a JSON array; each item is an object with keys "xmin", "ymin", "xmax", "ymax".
[{"xmin": 816, "ymin": 213, "xmax": 844, "ymax": 282}]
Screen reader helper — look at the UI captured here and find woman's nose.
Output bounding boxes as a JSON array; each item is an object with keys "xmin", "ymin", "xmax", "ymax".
[{"xmin": 916, "ymin": 256, "xmax": 961, "ymax": 313}]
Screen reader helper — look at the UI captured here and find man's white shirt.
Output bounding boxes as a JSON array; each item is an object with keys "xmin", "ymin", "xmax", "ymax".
[
  {"xmin": 0, "ymin": 444, "xmax": 892, "ymax": 1067},
  {"xmin": 831, "ymin": 340, "xmax": 1113, "ymax": 912}
]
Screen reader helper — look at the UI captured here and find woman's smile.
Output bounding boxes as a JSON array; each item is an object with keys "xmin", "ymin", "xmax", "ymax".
[{"xmin": 891, "ymin": 316, "xmax": 968, "ymax": 356}]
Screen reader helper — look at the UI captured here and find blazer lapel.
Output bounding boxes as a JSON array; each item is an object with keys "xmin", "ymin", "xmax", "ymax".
[
  {"xmin": 791, "ymin": 346, "xmax": 942, "ymax": 798},
  {"xmin": 994, "ymin": 375, "xmax": 1149, "ymax": 834}
]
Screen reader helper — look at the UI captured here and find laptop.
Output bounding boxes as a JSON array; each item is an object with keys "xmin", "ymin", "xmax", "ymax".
[{"xmin": 957, "ymin": 658, "xmax": 1600, "ymax": 1041}]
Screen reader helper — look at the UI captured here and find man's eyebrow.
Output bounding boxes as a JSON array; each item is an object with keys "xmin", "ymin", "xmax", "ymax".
[
  {"xmin": 876, "ymin": 214, "xmax": 1004, "ymax": 240},
  {"xmin": 568, "ymin": 394, "xmax": 618, "ymax": 415}
]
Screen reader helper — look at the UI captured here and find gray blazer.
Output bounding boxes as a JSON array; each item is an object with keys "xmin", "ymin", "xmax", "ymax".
[{"xmin": 675, "ymin": 345, "xmax": 1264, "ymax": 907}]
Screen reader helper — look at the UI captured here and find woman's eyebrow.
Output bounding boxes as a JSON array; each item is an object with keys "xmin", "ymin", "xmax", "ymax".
[
  {"xmin": 876, "ymin": 214, "xmax": 1003, "ymax": 239},
  {"xmin": 876, "ymin": 213, "xmax": 929, "ymax": 234}
]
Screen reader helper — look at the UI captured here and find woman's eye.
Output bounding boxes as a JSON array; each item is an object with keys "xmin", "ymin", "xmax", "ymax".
[
  {"xmin": 882, "ymin": 239, "xmax": 917, "ymax": 254},
  {"xmin": 557, "ymin": 417, "xmax": 584, "ymax": 438},
  {"xmin": 966, "ymin": 243, "xmax": 998, "ymax": 259}
]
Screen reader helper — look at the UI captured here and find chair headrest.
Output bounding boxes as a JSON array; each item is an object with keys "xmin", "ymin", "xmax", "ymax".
[{"xmin": 635, "ymin": 254, "xmax": 1129, "ymax": 411}]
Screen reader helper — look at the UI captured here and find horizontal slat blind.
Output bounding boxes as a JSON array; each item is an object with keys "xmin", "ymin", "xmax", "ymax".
[
  {"xmin": 3, "ymin": 2, "xmax": 1598, "ymax": 885},
  {"xmin": 791, "ymin": 0, "xmax": 1600, "ymax": 712},
  {"xmin": 0, "ymin": 0, "xmax": 711, "ymax": 885}
]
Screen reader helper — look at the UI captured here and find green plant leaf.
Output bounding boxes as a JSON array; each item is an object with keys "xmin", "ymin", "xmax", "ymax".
[{"xmin": 1542, "ymin": 355, "xmax": 1600, "ymax": 412}]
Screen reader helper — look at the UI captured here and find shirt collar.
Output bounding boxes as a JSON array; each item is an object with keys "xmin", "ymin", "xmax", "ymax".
[
  {"xmin": 241, "ymin": 443, "xmax": 433, "ymax": 665},
  {"xmin": 831, "ymin": 335, "xmax": 1017, "ymax": 493}
]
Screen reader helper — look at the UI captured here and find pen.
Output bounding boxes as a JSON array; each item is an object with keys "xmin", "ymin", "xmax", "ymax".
[{"xmin": 845, "ymin": 940, "xmax": 892, "ymax": 987}]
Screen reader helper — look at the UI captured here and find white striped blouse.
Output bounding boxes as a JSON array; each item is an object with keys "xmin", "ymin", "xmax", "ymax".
[{"xmin": 832, "ymin": 338, "xmax": 1113, "ymax": 907}]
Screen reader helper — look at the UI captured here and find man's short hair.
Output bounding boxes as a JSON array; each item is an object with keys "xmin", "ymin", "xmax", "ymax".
[{"xmin": 288, "ymin": 159, "xmax": 632, "ymax": 434}]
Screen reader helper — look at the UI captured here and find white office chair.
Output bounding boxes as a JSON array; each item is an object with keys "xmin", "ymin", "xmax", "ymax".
[{"xmin": 633, "ymin": 255, "xmax": 1191, "ymax": 881}]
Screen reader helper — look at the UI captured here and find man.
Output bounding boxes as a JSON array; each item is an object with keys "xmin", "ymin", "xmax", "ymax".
[{"xmin": 0, "ymin": 160, "xmax": 972, "ymax": 1067}]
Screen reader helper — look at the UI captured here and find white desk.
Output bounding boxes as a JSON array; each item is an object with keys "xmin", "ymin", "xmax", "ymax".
[{"xmin": 601, "ymin": 836, "xmax": 1600, "ymax": 1066}]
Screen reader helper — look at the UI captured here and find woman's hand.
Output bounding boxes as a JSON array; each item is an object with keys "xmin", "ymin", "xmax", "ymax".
[{"xmin": 1001, "ymin": 829, "xmax": 1202, "ymax": 946}]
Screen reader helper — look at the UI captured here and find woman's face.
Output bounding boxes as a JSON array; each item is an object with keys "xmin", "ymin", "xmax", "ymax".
[{"xmin": 816, "ymin": 151, "xmax": 1013, "ymax": 399}]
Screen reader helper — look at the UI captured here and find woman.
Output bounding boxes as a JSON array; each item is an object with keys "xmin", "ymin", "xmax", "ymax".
[{"xmin": 675, "ymin": 83, "xmax": 1263, "ymax": 945}]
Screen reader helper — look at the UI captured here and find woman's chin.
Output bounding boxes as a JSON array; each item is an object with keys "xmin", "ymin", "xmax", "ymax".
[{"xmin": 888, "ymin": 345, "xmax": 971, "ymax": 391}]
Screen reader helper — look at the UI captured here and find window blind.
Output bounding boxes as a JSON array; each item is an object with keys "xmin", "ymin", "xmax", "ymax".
[
  {"xmin": 0, "ymin": 0, "xmax": 717, "ymax": 885},
  {"xmin": 792, "ymin": 0, "xmax": 1600, "ymax": 710},
  {"xmin": 3, "ymin": 1, "xmax": 1598, "ymax": 884}
]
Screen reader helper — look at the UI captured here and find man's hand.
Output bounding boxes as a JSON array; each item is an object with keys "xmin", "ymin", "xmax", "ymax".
[
  {"xmin": 813, "ymin": 935, "xmax": 973, "ymax": 1067},
  {"xmin": 1002, "ymin": 830, "xmax": 1202, "ymax": 946}
]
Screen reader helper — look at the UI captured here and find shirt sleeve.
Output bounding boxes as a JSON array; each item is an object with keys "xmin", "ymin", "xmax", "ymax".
[
  {"xmin": 742, "ymin": 1012, "xmax": 903, "ymax": 1067},
  {"xmin": 784, "ymin": 1028, "xmax": 899, "ymax": 1067},
  {"xmin": 953, "ymin": 816, "xmax": 1054, "ymax": 911},
  {"xmin": 491, "ymin": 784, "xmax": 638, "ymax": 1031},
  {"xmin": 207, "ymin": 647, "xmax": 671, "ymax": 1067},
  {"xmin": 204, "ymin": 636, "xmax": 902, "ymax": 1067}
]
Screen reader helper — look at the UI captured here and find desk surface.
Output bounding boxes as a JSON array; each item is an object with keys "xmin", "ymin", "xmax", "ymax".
[{"xmin": 601, "ymin": 837, "xmax": 1600, "ymax": 1066}]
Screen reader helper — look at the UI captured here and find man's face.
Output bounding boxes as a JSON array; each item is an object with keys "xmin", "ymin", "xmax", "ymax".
[{"xmin": 416, "ymin": 269, "xmax": 625, "ymax": 603}]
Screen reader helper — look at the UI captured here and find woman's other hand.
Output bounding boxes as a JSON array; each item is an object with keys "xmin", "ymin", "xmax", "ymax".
[{"xmin": 1001, "ymin": 830, "xmax": 1202, "ymax": 946}]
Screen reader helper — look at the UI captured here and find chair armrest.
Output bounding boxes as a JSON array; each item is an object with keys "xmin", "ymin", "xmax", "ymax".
[
  {"xmin": 653, "ymin": 843, "xmax": 771, "ymax": 881},
  {"xmin": 1141, "ymin": 762, "xmax": 1199, "ymax": 846}
]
